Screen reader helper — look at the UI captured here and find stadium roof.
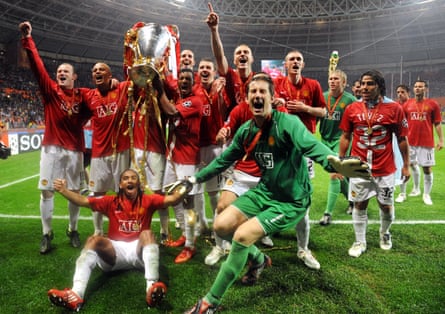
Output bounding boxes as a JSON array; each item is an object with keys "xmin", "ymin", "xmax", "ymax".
[{"xmin": 1, "ymin": 0, "xmax": 445, "ymax": 73}]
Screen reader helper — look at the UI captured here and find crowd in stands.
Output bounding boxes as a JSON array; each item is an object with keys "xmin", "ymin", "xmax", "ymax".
[{"xmin": 0, "ymin": 64, "xmax": 44, "ymax": 129}]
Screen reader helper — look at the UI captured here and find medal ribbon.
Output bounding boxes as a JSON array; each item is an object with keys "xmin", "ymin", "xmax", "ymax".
[
  {"xmin": 236, "ymin": 72, "xmax": 254, "ymax": 103},
  {"xmin": 327, "ymin": 92, "xmax": 343, "ymax": 118},
  {"xmin": 285, "ymin": 78, "xmax": 300, "ymax": 101},
  {"xmin": 242, "ymin": 116, "xmax": 271, "ymax": 161},
  {"xmin": 362, "ymin": 102, "xmax": 380, "ymax": 134}
]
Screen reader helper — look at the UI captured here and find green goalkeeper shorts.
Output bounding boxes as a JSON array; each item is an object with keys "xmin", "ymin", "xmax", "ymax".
[{"xmin": 232, "ymin": 187, "xmax": 310, "ymax": 235}]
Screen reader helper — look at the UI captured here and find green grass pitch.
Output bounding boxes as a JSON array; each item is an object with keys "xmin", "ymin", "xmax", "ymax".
[{"xmin": 0, "ymin": 138, "xmax": 444, "ymax": 313}]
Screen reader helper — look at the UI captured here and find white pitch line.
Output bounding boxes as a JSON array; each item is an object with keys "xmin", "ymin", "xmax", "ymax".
[
  {"xmin": 0, "ymin": 174, "xmax": 39, "ymax": 189},
  {"xmin": 0, "ymin": 214, "xmax": 444, "ymax": 224}
]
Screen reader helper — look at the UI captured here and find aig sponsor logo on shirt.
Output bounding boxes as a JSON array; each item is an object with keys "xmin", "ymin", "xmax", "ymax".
[{"xmin": 118, "ymin": 220, "xmax": 141, "ymax": 232}]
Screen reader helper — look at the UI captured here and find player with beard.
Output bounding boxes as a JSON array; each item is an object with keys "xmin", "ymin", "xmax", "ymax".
[
  {"xmin": 273, "ymin": 50, "xmax": 327, "ymax": 269},
  {"xmin": 206, "ymin": 4, "xmax": 255, "ymax": 115},
  {"xmin": 339, "ymin": 70, "xmax": 410, "ymax": 258},
  {"xmin": 84, "ymin": 63, "xmax": 132, "ymax": 236},
  {"xmin": 184, "ymin": 73, "xmax": 341, "ymax": 313},
  {"xmin": 19, "ymin": 21, "xmax": 90, "ymax": 253},
  {"xmin": 47, "ymin": 169, "xmax": 187, "ymax": 311}
]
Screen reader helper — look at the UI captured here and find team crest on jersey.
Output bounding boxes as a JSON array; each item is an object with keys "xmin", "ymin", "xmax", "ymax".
[
  {"xmin": 226, "ymin": 179, "xmax": 234, "ymax": 187},
  {"xmin": 303, "ymin": 90, "xmax": 309, "ymax": 97},
  {"xmin": 340, "ymin": 102, "xmax": 346, "ymax": 109},
  {"xmin": 268, "ymin": 136, "xmax": 275, "ymax": 146},
  {"xmin": 182, "ymin": 100, "xmax": 192, "ymax": 108},
  {"xmin": 109, "ymin": 91, "xmax": 117, "ymax": 100}
]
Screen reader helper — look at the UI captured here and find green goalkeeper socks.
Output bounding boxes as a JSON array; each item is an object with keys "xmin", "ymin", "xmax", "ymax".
[{"xmin": 206, "ymin": 240, "xmax": 263, "ymax": 306}]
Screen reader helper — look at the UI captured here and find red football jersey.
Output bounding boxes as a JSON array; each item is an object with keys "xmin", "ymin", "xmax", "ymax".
[
  {"xmin": 223, "ymin": 101, "xmax": 261, "ymax": 177},
  {"xmin": 224, "ymin": 67, "xmax": 255, "ymax": 111},
  {"xmin": 340, "ymin": 99, "xmax": 408, "ymax": 176},
  {"xmin": 21, "ymin": 37, "xmax": 90, "ymax": 152},
  {"xmin": 85, "ymin": 82, "xmax": 131, "ymax": 157},
  {"xmin": 403, "ymin": 98, "xmax": 442, "ymax": 147},
  {"xmin": 88, "ymin": 193, "xmax": 165, "ymax": 242},
  {"xmin": 170, "ymin": 95, "xmax": 204, "ymax": 165},
  {"xmin": 274, "ymin": 76, "xmax": 326, "ymax": 133},
  {"xmin": 194, "ymin": 84, "xmax": 226, "ymax": 147}
]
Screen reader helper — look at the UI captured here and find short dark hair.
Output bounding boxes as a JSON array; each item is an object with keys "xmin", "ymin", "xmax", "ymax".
[
  {"xmin": 415, "ymin": 79, "xmax": 428, "ymax": 88},
  {"xmin": 178, "ymin": 67, "xmax": 194, "ymax": 84},
  {"xmin": 396, "ymin": 84, "xmax": 410, "ymax": 92},
  {"xmin": 361, "ymin": 70, "xmax": 386, "ymax": 97}
]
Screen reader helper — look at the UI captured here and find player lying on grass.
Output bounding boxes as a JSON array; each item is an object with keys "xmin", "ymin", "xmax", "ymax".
[{"xmin": 47, "ymin": 168, "xmax": 188, "ymax": 312}]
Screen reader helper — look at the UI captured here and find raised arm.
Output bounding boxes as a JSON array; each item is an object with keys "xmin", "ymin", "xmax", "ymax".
[
  {"xmin": 206, "ymin": 3, "xmax": 228, "ymax": 76},
  {"xmin": 53, "ymin": 179, "xmax": 91, "ymax": 208}
]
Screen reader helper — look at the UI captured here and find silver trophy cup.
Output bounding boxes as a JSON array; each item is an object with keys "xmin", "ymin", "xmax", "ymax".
[{"xmin": 128, "ymin": 23, "xmax": 171, "ymax": 87}]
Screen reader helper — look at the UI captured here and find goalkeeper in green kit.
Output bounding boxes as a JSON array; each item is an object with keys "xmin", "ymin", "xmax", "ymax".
[{"xmin": 184, "ymin": 73, "xmax": 369, "ymax": 314}]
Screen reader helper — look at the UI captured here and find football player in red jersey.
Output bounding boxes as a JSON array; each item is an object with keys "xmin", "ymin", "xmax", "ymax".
[
  {"xmin": 206, "ymin": 3, "xmax": 255, "ymax": 115},
  {"xmin": 19, "ymin": 21, "xmax": 91, "ymax": 253},
  {"xmin": 339, "ymin": 70, "xmax": 410, "ymax": 258},
  {"xmin": 84, "ymin": 63, "xmax": 132, "ymax": 236},
  {"xmin": 47, "ymin": 168, "xmax": 187, "ymax": 311},
  {"xmin": 162, "ymin": 68, "xmax": 205, "ymax": 263},
  {"xmin": 396, "ymin": 80, "xmax": 443, "ymax": 205},
  {"xmin": 194, "ymin": 58, "xmax": 228, "ymax": 244}
]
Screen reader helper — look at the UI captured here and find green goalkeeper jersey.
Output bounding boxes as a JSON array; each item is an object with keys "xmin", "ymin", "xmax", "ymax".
[
  {"xmin": 319, "ymin": 90, "xmax": 356, "ymax": 142},
  {"xmin": 195, "ymin": 110, "xmax": 336, "ymax": 202}
]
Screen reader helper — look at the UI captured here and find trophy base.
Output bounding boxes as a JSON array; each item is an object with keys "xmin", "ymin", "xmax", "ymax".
[{"xmin": 130, "ymin": 64, "xmax": 160, "ymax": 88}]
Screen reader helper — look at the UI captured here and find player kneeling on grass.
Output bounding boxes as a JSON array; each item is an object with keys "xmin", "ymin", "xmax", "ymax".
[
  {"xmin": 47, "ymin": 168, "xmax": 188, "ymax": 312},
  {"xmin": 183, "ymin": 72, "xmax": 370, "ymax": 313}
]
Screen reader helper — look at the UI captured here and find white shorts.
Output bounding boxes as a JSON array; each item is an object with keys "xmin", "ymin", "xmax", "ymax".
[
  {"xmin": 349, "ymin": 174, "xmax": 395, "ymax": 205},
  {"xmin": 133, "ymin": 148, "xmax": 166, "ymax": 191},
  {"xmin": 38, "ymin": 145, "xmax": 83, "ymax": 191},
  {"xmin": 163, "ymin": 159, "xmax": 202, "ymax": 195},
  {"xmin": 410, "ymin": 146, "xmax": 435, "ymax": 167},
  {"xmin": 222, "ymin": 169, "xmax": 260, "ymax": 196},
  {"xmin": 199, "ymin": 145, "xmax": 223, "ymax": 192},
  {"xmin": 97, "ymin": 239, "xmax": 143, "ymax": 272},
  {"xmin": 89, "ymin": 150, "xmax": 130, "ymax": 193}
]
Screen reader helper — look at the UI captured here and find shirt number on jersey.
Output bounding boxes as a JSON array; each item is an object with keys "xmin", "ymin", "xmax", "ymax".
[{"xmin": 255, "ymin": 152, "xmax": 274, "ymax": 169}]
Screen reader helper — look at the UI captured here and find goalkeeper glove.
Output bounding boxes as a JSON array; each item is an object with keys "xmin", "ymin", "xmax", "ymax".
[{"xmin": 327, "ymin": 155, "xmax": 371, "ymax": 179}]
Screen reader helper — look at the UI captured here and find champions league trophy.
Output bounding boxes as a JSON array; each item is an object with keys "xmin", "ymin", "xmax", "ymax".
[
  {"xmin": 124, "ymin": 22, "xmax": 179, "ymax": 87},
  {"xmin": 124, "ymin": 22, "xmax": 180, "ymax": 190},
  {"xmin": 329, "ymin": 50, "xmax": 339, "ymax": 76}
]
